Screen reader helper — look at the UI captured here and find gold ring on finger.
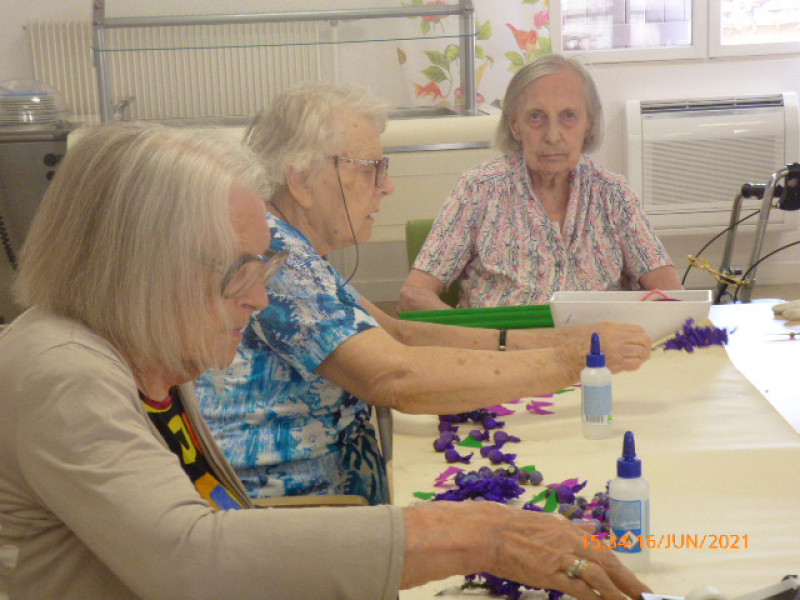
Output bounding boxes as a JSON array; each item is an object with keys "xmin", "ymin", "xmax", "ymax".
[{"xmin": 564, "ymin": 557, "xmax": 588, "ymax": 579}]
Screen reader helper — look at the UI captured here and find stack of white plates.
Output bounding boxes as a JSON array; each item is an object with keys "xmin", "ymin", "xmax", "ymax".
[{"xmin": 0, "ymin": 79, "xmax": 69, "ymax": 126}]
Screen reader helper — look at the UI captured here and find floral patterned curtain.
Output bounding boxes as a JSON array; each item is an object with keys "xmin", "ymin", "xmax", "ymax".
[{"xmin": 399, "ymin": 0, "xmax": 551, "ymax": 109}]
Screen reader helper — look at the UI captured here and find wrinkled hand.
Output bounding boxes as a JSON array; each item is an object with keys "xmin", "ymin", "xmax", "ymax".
[
  {"xmin": 562, "ymin": 322, "xmax": 651, "ymax": 374},
  {"xmin": 489, "ymin": 504, "xmax": 651, "ymax": 600}
]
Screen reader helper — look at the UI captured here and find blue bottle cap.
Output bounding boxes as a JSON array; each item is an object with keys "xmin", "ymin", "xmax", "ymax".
[
  {"xmin": 586, "ymin": 332, "xmax": 606, "ymax": 368},
  {"xmin": 617, "ymin": 430, "xmax": 642, "ymax": 478}
]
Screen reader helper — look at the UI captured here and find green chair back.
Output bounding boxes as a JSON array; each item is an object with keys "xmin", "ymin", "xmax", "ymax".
[{"xmin": 404, "ymin": 219, "xmax": 460, "ymax": 308}]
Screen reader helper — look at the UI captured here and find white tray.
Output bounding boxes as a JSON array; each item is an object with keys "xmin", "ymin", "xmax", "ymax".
[{"xmin": 549, "ymin": 290, "xmax": 713, "ymax": 341}]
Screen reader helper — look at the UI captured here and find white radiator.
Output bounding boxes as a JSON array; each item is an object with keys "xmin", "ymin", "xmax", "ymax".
[
  {"xmin": 625, "ymin": 93, "xmax": 800, "ymax": 233},
  {"xmin": 26, "ymin": 20, "xmax": 322, "ymax": 120}
]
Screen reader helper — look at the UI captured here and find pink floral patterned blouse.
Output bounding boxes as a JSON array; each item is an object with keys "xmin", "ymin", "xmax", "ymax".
[{"xmin": 413, "ymin": 153, "xmax": 673, "ymax": 307}]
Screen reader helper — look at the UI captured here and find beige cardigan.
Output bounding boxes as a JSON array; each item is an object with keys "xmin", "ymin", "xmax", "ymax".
[{"xmin": 0, "ymin": 308, "xmax": 404, "ymax": 599}]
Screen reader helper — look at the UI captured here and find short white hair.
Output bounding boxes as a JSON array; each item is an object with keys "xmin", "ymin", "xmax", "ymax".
[
  {"xmin": 15, "ymin": 121, "xmax": 269, "ymax": 374},
  {"xmin": 244, "ymin": 81, "xmax": 389, "ymax": 199},
  {"xmin": 495, "ymin": 54, "xmax": 604, "ymax": 155}
]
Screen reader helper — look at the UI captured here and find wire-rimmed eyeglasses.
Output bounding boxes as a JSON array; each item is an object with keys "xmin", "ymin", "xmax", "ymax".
[
  {"xmin": 220, "ymin": 248, "xmax": 289, "ymax": 299},
  {"xmin": 331, "ymin": 155, "xmax": 390, "ymax": 188}
]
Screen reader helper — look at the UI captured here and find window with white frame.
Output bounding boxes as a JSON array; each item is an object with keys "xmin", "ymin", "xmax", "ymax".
[
  {"xmin": 711, "ymin": 0, "xmax": 800, "ymax": 56},
  {"xmin": 555, "ymin": 0, "xmax": 800, "ymax": 61},
  {"xmin": 553, "ymin": 0, "xmax": 705, "ymax": 61},
  {"xmin": 561, "ymin": 0, "xmax": 693, "ymax": 51}
]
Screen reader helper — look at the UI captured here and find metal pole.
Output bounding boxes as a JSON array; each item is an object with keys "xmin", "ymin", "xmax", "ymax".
[
  {"xmin": 101, "ymin": 5, "xmax": 468, "ymax": 29},
  {"xmin": 740, "ymin": 168, "xmax": 784, "ymax": 302},
  {"xmin": 91, "ymin": 0, "xmax": 113, "ymax": 122},
  {"xmin": 459, "ymin": 0, "xmax": 477, "ymax": 115},
  {"xmin": 714, "ymin": 193, "xmax": 744, "ymax": 304}
]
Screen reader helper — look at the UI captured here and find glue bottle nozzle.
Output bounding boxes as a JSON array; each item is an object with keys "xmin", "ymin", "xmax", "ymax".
[
  {"xmin": 586, "ymin": 332, "xmax": 606, "ymax": 368},
  {"xmin": 623, "ymin": 430, "xmax": 636, "ymax": 459},
  {"xmin": 617, "ymin": 430, "xmax": 642, "ymax": 478}
]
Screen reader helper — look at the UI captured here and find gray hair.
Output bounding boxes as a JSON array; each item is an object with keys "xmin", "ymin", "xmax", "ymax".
[
  {"xmin": 15, "ymin": 121, "xmax": 269, "ymax": 375},
  {"xmin": 495, "ymin": 54, "xmax": 604, "ymax": 155},
  {"xmin": 243, "ymin": 81, "xmax": 390, "ymax": 199}
]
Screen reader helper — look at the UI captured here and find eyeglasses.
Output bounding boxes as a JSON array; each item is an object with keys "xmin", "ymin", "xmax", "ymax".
[
  {"xmin": 220, "ymin": 248, "xmax": 289, "ymax": 299},
  {"xmin": 331, "ymin": 155, "xmax": 390, "ymax": 188}
]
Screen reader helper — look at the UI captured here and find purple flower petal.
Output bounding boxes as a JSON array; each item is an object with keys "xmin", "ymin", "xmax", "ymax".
[
  {"xmin": 480, "ymin": 444, "xmax": 499, "ymax": 458},
  {"xmin": 571, "ymin": 479, "xmax": 588, "ymax": 493},
  {"xmin": 556, "ymin": 484, "xmax": 575, "ymax": 504},
  {"xmin": 487, "ymin": 449, "xmax": 517, "ymax": 465},
  {"xmin": 433, "ymin": 437, "xmax": 454, "ymax": 452},
  {"xmin": 439, "ymin": 413, "xmax": 468, "ymax": 423},
  {"xmin": 444, "ymin": 448, "xmax": 473, "ymax": 464},
  {"xmin": 525, "ymin": 400, "xmax": 555, "ymax": 415},
  {"xmin": 439, "ymin": 431, "xmax": 461, "ymax": 444},
  {"xmin": 469, "ymin": 429, "xmax": 490, "ymax": 442},
  {"xmin": 434, "ymin": 466, "xmax": 465, "ymax": 487},
  {"xmin": 482, "ymin": 417, "xmax": 505, "ymax": 430},
  {"xmin": 484, "ymin": 404, "xmax": 516, "ymax": 416},
  {"xmin": 493, "ymin": 431, "xmax": 520, "ymax": 444}
]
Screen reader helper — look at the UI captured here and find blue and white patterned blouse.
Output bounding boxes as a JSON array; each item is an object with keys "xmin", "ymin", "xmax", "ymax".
[{"xmin": 196, "ymin": 216, "xmax": 388, "ymax": 505}]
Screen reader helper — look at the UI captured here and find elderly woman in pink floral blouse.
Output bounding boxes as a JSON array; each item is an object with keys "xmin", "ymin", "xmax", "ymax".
[{"xmin": 399, "ymin": 54, "xmax": 682, "ymax": 312}]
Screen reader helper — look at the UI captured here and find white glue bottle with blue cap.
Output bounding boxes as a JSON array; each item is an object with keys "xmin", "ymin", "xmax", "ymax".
[
  {"xmin": 608, "ymin": 431, "xmax": 650, "ymax": 571},
  {"xmin": 581, "ymin": 332, "xmax": 613, "ymax": 439}
]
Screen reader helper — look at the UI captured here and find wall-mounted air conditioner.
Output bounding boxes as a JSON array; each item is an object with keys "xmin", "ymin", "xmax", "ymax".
[{"xmin": 625, "ymin": 93, "xmax": 800, "ymax": 233}]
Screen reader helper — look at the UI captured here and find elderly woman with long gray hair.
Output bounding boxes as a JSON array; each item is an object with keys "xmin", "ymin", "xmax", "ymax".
[
  {"xmin": 0, "ymin": 121, "xmax": 652, "ymax": 600},
  {"xmin": 399, "ymin": 53, "xmax": 682, "ymax": 312}
]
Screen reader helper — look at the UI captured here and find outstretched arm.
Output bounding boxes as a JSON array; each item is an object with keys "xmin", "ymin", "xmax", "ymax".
[
  {"xmin": 398, "ymin": 269, "xmax": 454, "ymax": 312},
  {"xmin": 363, "ymin": 297, "xmax": 651, "ymax": 374},
  {"xmin": 315, "ymin": 323, "xmax": 648, "ymax": 415}
]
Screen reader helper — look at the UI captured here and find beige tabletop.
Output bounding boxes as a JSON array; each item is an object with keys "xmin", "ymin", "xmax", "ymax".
[{"xmin": 394, "ymin": 302, "xmax": 800, "ymax": 599}]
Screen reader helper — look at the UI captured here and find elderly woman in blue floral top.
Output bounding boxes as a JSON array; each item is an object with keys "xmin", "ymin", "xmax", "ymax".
[{"xmin": 195, "ymin": 82, "xmax": 653, "ymax": 507}]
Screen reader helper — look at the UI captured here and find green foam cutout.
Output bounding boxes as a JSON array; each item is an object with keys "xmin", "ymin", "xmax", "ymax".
[
  {"xmin": 458, "ymin": 434, "xmax": 484, "ymax": 448},
  {"xmin": 543, "ymin": 489, "xmax": 559, "ymax": 512}
]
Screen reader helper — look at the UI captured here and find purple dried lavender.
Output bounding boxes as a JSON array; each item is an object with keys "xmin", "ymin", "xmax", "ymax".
[
  {"xmin": 438, "ymin": 413, "xmax": 468, "ymax": 423},
  {"xmin": 479, "ymin": 444, "xmax": 499, "ymax": 458},
  {"xmin": 433, "ymin": 431, "xmax": 462, "ymax": 452},
  {"xmin": 433, "ymin": 410, "xmax": 587, "ymax": 600},
  {"xmin": 438, "ymin": 420, "xmax": 459, "ymax": 433},
  {"xmin": 487, "ymin": 449, "xmax": 517, "ymax": 465},
  {"xmin": 435, "ymin": 468, "xmax": 525, "ymax": 503},
  {"xmin": 555, "ymin": 484, "xmax": 575, "ymax": 504},
  {"xmin": 664, "ymin": 318, "xmax": 729, "ymax": 353},
  {"xmin": 432, "ymin": 437, "xmax": 452, "ymax": 452},
  {"xmin": 558, "ymin": 503, "xmax": 584, "ymax": 519},
  {"xmin": 469, "ymin": 429, "xmax": 490, "ymax": 442},
  {"xmin": 482, "ymin": 416, "xmax": 505, "ymax": 430},
  {"xmin": 463, "ymin": 572, "xmax": 564, "ymax": 600},
  {"xmin": 444, "ymin": 448, "xmax": 473, "ymax": 464},
  {"xmin": 493, "ymin": 431, "xmax": 521, "ymax": 445},
  {"xmin": 528, "ymin": 469, "xmax": 544, "ymax": 486}
]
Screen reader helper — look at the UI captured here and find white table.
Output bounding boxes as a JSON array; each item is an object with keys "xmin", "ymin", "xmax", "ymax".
[{"xmin": 393, "ymin": 302, "xmax": 800, "ymax": 599}]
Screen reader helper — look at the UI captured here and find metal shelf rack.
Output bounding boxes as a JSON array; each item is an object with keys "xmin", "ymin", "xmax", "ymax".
[{"xmin": 90, "ymin": 1, "xmax": 477, "ymax": 122}]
